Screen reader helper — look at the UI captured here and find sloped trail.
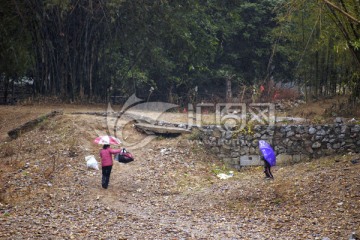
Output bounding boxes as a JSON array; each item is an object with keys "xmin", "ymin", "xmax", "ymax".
[{"xmin": 0, "ymin": 113, "xmax": 359, "ymax": 239}]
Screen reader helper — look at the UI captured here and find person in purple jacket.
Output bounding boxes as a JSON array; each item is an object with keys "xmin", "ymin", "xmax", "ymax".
[{"xmin": 100, "ymin": 144, "xmax": 121, "ymax": 189}]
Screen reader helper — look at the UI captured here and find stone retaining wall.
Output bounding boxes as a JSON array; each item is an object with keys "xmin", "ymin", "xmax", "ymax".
[{"xmin": 197, "ymin": 118, "xmax": 360, "ymax": 169}]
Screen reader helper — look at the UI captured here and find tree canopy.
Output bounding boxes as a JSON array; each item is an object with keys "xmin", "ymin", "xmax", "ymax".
[{"xmin": 0, "ymin": 0, "xmax": 359, "ymax": 105}]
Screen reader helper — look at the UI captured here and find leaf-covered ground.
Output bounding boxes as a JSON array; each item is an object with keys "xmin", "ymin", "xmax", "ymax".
[{"xmin": 0, "ymin": 105, "xmax": 359, "ymax": 239}]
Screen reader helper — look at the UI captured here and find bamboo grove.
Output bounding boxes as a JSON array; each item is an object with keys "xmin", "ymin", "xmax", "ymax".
[{"xmin": 0, "ymin": 0, "xmax": 359, "ymax": 105}]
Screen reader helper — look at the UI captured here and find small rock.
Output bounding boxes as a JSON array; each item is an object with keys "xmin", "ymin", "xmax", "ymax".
[
  {"xmin": 317, "ymin": 129, "xmax": 326, "ymax": 136},
  {"xmin": 309, "ymin": 127, "xmax": 316, "ymax": 134},
  {"xmin": 312, "ymin": 142, "xmax": 321, "ymax": 149},
  {"xmin": 334, "ymin": 117, "xmax": 343, "ymax": 124},
  {"xmin": 286, "ymin": 130, "xmax": 295, "ymax": 137},
  {"xmin": 333, "ymin": 143, "xmax": 341, "ymax": 149}
]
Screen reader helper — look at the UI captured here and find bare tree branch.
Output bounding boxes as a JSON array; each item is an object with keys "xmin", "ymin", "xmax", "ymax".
[{"xmin": 321, "ymin": 0, "xmax": 360, "ymax": 24}]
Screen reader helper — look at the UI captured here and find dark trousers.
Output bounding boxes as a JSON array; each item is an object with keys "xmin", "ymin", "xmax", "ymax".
[
  {"xmin": 102, "ymin": 165, "xmax": 113, "ymax": 189},
  {"xmin": 264, "ymin": 160, "xmax": 273, "ymax": 179}
]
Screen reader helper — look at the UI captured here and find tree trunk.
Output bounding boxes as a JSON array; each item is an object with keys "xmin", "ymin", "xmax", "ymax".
[
  {"xmin": 3, "ymin": 75, "xmax": 9, "ymax": 104},
  {"xmin": 226, "ymin": 77, "xmax": 232, "ymax": 102}
]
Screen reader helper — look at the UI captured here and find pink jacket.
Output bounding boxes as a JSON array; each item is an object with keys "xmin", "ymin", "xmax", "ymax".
[{"xmin": 100, "ymin": 148, "xmax": 121, "ymax": 167}]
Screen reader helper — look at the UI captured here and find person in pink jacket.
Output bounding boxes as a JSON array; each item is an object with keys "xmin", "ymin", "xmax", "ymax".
[{"xmin": 100, "ymin": 144, "xmax": 121, "ymax": 189}]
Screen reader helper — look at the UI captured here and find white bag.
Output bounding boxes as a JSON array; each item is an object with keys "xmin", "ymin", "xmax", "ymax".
[{"xmin": 85, "ymin": 155, "xmax": 99, "ymax": 170}]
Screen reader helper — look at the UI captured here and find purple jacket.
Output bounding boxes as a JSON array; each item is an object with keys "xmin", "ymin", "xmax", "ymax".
[{"xmin": 100, "ymin": 148, "xmax": 121, "ymax": 167}]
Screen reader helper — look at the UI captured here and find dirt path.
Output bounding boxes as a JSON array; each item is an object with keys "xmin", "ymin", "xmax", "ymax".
[{"xmin": 0, "ymin": 107, "xmax": 359, "ymax": 239}]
